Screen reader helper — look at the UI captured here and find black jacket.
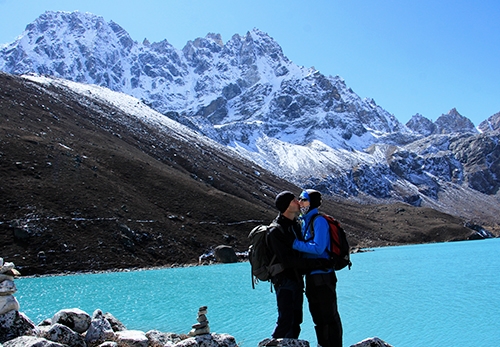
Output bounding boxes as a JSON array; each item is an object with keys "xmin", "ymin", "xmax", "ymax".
[{"xmin": 267, "ymin": 213, "xmax": 327, "ymax": 285}]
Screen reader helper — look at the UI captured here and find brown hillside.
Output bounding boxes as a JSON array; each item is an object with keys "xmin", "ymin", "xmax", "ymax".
[{"xmin": 0, "ymin": 72, "xmax": 490, "ymax": 276}]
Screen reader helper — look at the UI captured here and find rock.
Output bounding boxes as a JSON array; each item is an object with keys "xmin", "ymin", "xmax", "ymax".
[
  {"xmin": 189, "ymin": 326, "xmax": 210, "ymax": 336},
  {"xmin": 0, "ymin": 296, "xmax": 20, "ymax": 316},
  {"xmin": 0, "ymin": 280, "xmax": 16, "ymax": 296},
  {"xmin": 0, "ymin": 310, "xmax": 38, "ymax": 343},
  {"xmin": 350, "ymin": 337, "xmax": 394, "ymax": 347},
  {"xmin": 37, "ymin": 319, "xmax": 52, "ymax": 327},
  {"xmin": 103, "ymin": 312, "xmax": 127, "ymax": 332},
  {"xmin": 1, "ymin": 269, "xmax": 20, "ymax": 278},
  {"xmin": 51, "ymin": 308, "xmax": 91, "ymax": 334},
  {"xmin": 39, "ymin": 322, "xmax": 86, "ymax": 347},
  {"xmin": 0, "ymin": 263, "xmax": 14, "ymax": 275},
  {"xmin": 3, "ymin": 336, "xmax": 66, "ymax": 347},
  {"xmin": 214, "ymin": 246, "xmax": 238, "ymax": 263},
  {"xmin": 175, "ymin": 334, "xmax": 237, "ymax": 347},
  {"xmin": 0, "ymin": 275, "xmax": 14, "ymax": 283},
  {"xmin": 210, "ymin": 333, "xmax": 238, "ymax": 347},
  {"xmin": 98, "ymin": 342, "xmax": 118, "ymax": 347},
  {"xmin": 145, "ymin": 330, "xmax": 181, "ymax": 347},
  {"xmin": 115, "ymin": 330, "xmax": 148, "ymax": 347},
  {"xmin": 85, "ymin": 310, "xmax": 115, "ymax": 347},
  {"xmin": 258, "ymin": 338, "xmax": 309, "ymax": 347}
]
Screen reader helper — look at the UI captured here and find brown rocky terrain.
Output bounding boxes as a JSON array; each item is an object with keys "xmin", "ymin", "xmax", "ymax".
[{"xmin": 0, "ymin": 72, "xmax": 497, "ymax": 276}]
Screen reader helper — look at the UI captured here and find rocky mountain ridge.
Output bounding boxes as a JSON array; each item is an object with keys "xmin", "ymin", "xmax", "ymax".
[
  {"xmin": 2, "ymin": 71, "xmax": 492, "ymax": 276},
  {"xmin": 1, "ymin": 11, "xmax": 499, "ymax": 229}
]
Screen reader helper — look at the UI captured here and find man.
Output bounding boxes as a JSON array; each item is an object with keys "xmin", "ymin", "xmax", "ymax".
[
  {"xmin": 267, "ymin": 190, "xmax": 333, "ymax": 340},
  {"xmin": 266, "ymin": 190, "xmax": 304, "ymax": 339},
  {"xmin": 292, "ymin": 189, "xmax": 343, "ymax": 347}
]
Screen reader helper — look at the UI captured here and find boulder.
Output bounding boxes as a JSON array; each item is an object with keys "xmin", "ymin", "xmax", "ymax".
[
  {"xmin": 98, "ymin": 342, "xmax": 119, "ymax": 347},
  {"xmin": 145, "ymin": 330, "xmax": 181, "ymax": 347},
  {"xmin": 258, "ymin": 338, "xmax": 309, "ymax": 347},
  {"xmin": 3, "ymin": 336, "xmax": 66, "ymax": 347},
  {"xmin": 85, "ymin": 310, "xmax": 115, "ymax": 347},
  {"xmin": 350, "ymin": 337, "xmax": 394, "ymax": 347},
  {"xmin": 214, "ymin": 245, "xmax": 238, "ymax": 263},
  {"xmin": 39, "ymin": 322, "xmax": 86, "ymax": 347},
  {"xmin": 0, "ymin": 311, "xmax": 38, "ymax": 343},
  {"xmin": 210, "ymin": 333, "xmax": 238, "ymax": 347},
  {"xmin": 176, "ymin": 334, "xmax": 237, "ymax": 347},
  {"xmin": 103, "ymin": 312, "xmax": 127, "ymax": 332},
  {"xmin": 51, "ymin": 308, "xmax": 91, "ymax": 334},
  {"xmin": 115, "ymin": 330, "xmax": 148, "ymax": 347}
]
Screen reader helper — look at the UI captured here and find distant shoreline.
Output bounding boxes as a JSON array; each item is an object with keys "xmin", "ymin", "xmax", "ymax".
[
  {"xmin": 18, "ymin": 239, "xmax": 497, "ymax": 278},
  {"xmin": 19, "ymin": 247, "xmax": 379, "ymax": 278}
]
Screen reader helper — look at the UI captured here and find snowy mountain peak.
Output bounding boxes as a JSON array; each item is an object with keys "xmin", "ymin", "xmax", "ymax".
[
  {"xmin": 407, "ymin": 109, "xmax": 478, "ymax": 136},
  {"xmin": 406, "ymin": 113, "xmax": 437, "ymax": 136},
  {"xmin": 0, "ymin": 10, "xmax": 498, "ymax": 216},
  {"xmin": 478, "ymin": 111, "xmax": 500, "ymax": 134},
  {"xmin": 435, "ymin": 108, "xmax": 478, "ymax": 134},
  {"xmin": 24, "ymin": 11, "xmax": 132, "ymax": 49}
]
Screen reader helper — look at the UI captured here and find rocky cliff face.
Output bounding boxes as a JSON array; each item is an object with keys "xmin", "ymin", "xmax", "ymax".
[
  {"xmin": 478, "ymin": 112, "xmax": 500, "ymax": 135},
  {"xmin": 1, "ymin": 10, "xmax": 499, "ymax": 225},
  {"xmin": 2, "ymin": 72, "xmax": 491, "ymax": 276}
]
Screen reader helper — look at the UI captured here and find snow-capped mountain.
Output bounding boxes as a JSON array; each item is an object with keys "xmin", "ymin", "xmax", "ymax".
[{"xmin": 1, "ymin": 11, "xmax": 499, "ymax": 222}]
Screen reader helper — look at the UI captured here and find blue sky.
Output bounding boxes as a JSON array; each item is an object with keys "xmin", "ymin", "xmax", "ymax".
[{"xmin": 1, "ymin": 0, "xmax": 499, "ymax": 126}]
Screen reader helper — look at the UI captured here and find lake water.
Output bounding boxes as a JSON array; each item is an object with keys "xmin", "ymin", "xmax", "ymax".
[{"xmin": 15, "ymin": 238, "xmax": 500, "ymax": 347}]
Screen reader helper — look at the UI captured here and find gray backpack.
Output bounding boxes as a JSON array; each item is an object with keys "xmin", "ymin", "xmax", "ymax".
[{"xmin": 248, "ymin": 222, "xmax": 284, "ymax": 288}]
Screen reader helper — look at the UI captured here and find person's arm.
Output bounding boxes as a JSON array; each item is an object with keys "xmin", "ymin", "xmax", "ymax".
[
  {"xmin": 292, "ymin": 216, "xmax": 329, "ymax": 255},
  {"xmin": 268, "ymin": 225, "xmax": 331, "ymax": 271}
]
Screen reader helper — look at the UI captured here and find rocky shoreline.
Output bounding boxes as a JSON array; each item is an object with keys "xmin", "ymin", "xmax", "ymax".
[{"xmin": 0, "ymin": 257, "xmax": 395, "ymax": 347}]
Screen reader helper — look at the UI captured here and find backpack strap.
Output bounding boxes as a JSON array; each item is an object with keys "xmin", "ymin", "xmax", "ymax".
[
  {"xmin": 305, "ymin": 213, "xmax": 339, "ymax": 254},
  {"xmin": 267, "ymin": 222, "xmax": 285, "ymax": 292},
  {"xmin": 304, "ymin": 213, "xmax": 321, "ymax": 242},
  {"xmin": 267, "ymin": 221, "xmax": 282, "ymax": 268}
]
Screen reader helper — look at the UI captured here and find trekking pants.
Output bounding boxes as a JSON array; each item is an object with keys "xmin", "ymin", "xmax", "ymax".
[
  {"xmin": 305, "ymin": 272, "xmax": 343, "ymax": 347},
  {"xmin": 272, "ymin": 277, "xmax": 304, "ymax": 339}
]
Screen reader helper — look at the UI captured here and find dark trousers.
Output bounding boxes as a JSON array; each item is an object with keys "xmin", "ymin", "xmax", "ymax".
[
  {"xmin": 272, "ymin": 278, "xmax": 304, "ymax": 339},
  {"xmin": 305, "ymin": 272, "xmax": 343, "ymax": 347}
]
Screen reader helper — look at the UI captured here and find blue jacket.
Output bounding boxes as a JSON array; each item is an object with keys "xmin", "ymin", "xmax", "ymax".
[{"xmin": 292, "ymin": 208, "xmax": 332, "ymax": 274}]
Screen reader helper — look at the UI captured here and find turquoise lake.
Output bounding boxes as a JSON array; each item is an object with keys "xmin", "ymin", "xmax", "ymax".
[{"xmin": 15, "ymin": 238, "xmax": 500, "ymax": 347}]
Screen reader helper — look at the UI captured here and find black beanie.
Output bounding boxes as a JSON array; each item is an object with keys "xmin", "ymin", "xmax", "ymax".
[
  {"xmin": 275, "ymin": 191, "xmax": 295, "ymax": 213},
  {"xmin": 303, "ymin": 189, "xmax": 322, "ymax": 209}
]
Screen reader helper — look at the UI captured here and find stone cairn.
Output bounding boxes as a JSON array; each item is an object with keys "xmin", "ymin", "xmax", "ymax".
[
  {"xmin": 188, "ymin": 305, "xmax": 210, "ymax": 337},
  {"xmin": 0, "ymin": 258, "xmax": 20, "ymax": 315},
  {"xmin": 0, "ymin": 257, "xmax": 38, "ymax": 343}
]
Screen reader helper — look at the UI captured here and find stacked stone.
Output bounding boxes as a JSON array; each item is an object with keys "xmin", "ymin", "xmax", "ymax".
[
  {"xmin": 0, "ymin": 258, "xmax": 21, "ymax": 317},
  {"xmin": 188, "ymin": 306, "xmax": 210, "ymax": 337},
  {"xmin": 0, "ymin": 257, "xmax": 38, "ymax": 344}
]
